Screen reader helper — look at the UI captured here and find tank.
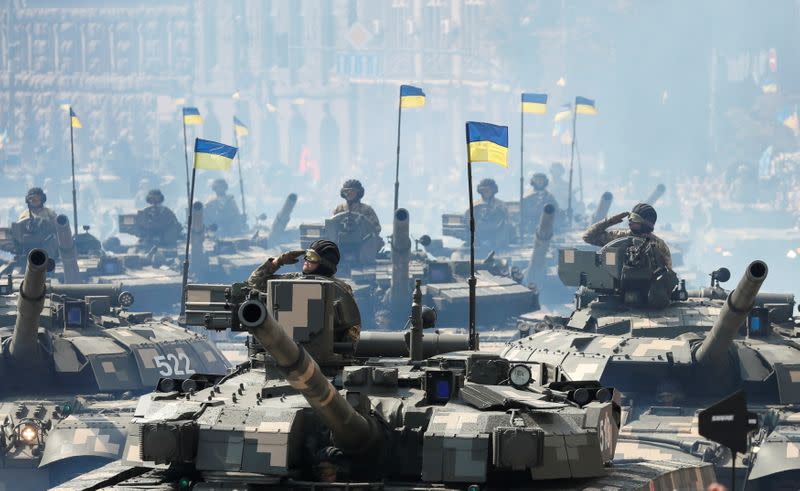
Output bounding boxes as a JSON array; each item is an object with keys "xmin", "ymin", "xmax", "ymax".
[
  {"xmin": 0, "ymin": 249, "xmax": 231, "ymax": 490},
  {"xmin": 509, "ymin": 241, "xmax": 800, "ymax": 489},
  {"xmin": 57, "ymin": 276, "xmax": 715, "ymax": 490}
]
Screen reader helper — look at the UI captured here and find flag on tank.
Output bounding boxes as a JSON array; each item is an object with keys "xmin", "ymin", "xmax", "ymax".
[
  {"xmin": 466, "ymin": 121, "xmax": 509, "ymax": 168},
  {"xmin": 194, "ymin": 138, "xmax": 237, "ymax": 171}
]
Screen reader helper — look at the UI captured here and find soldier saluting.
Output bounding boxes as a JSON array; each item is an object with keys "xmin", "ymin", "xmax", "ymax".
[{"xmin": 582, "ymin": 202, "xmax": 672, "ymax": 270}]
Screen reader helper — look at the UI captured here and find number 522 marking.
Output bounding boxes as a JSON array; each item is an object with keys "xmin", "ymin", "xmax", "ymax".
[{"xmin": 153, "ymin": 353, "xmax": 195, "ymax": 377}]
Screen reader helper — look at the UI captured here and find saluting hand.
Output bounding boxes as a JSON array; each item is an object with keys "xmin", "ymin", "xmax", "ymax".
[
  {"xmin": 277, "ymin": 250, "xmax": 306, "ymax": 266},
  {"xmin": 609, "ymin": 211, "xmax": 630, "ymax": 224}
]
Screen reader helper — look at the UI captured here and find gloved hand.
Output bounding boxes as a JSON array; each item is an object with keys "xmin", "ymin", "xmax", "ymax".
[
  {"xmin": 276, "ymin": 250, "xmax": 306, "ymax": 266},
  {"xmin": 609, "ymin": 211, "xmax": 630, "ymax": 224}
]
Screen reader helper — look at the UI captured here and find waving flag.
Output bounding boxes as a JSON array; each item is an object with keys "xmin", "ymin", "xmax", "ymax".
[
  {"xmin": 194, "ymin": 138, "xmax": 237, "ymax": 171},
  {"xmin": 466, "ymin": 121, "xmax": 509, "ymax": 168}
]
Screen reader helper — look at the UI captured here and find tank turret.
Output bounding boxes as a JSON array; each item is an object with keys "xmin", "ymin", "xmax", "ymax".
[
  {"xmin": 238, "ymin": 295, "xmax": 385, "ymax": 453},
  {"xmin": 525, "ymin": 203, "xmax": 555, "ymax": 285},
  {"xmin": 695, "ymin": 260, "xmax": 767, "ymax": 366},
  {"xmin": 269, "ymin": 193, "xmax": 297, "ymax": 240},
  {"xmin": 8, "ymin": 249, "xmax": 48, "ymax": 362},
  {"xmin": 592, "ymin": 191, "xmax": 614, "ymax": 223},
  {"xmin": 55, "ymin": 215, "xmax": 81, "ymax": 284}
]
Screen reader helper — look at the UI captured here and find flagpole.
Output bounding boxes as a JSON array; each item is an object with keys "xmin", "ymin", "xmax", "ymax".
[
  {"xmin": 233, "ymin": 119, "xmax": 247, "ymax": 223},
  {"xmin": 567, "ymin": 102, "xmax": 578, "ymax": 227},
  {"xmin": 180, "ymin": 142, "xmax": 198, "ymax": 321},
  {"xmin": 576, "ymin": 137, "xmax": 584, "ymax": 206},
  {"xmin": 519, "ymin": 101, "xmax": 524, "ymax": 239},
  {"xmin": 69, "ymin": 110, "xmax": 78, "ymax": 236},
  {"xmin": 393, "ymin": 93, "xmax": 403, "ymax": 211},
  {"xmin": 181, "ymin": 113, "xmax": 191, "ymax": 207},
  {"xmin": 465, "ymin": 123, "xmax": 477, "ymax": 351}
]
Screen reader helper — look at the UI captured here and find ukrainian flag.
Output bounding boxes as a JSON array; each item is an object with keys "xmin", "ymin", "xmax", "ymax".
[
  {"xmin": 400, "ymin": 85, "xmax": 426, "ymax": 108},
  {"xmin": 521, "ymin": 93, "xmax": 548, "ymax": 114},
  {"xmin": 70, "ymin": 108, "xmax": 82, "ymax": 129},
  {"xmin": 778, "ymin": 107, "xmax": 799, "ymax": 132},
  {"xmin": 234, "ymin": 116, "xmax": 249, "ymax": 137},
  {"xmin": 466, "ymin": 121, "xmax": 508, "ymax": 168},
  {"xmin": 183, "ymin": 107, "xmax": 203, "ymax": 125},
  {"xmin": 575, "ymin": 96, "xmax": 598, "ymax": 115},
  {"xmin": 554, "ymin": 103, "xmax": 572, "ymax": 122},
  {"xmin": 194, "ymin": 138, "xmax": 237, "ymax": 171}
]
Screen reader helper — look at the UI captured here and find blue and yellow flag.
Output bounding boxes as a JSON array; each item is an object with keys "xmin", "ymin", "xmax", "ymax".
[
  {"xmin": 554, "ymin": 103, "xmax": 572, "ymax": 122},
  {"xmin": 466, "ymin": 121, "xmax": 508, "ymax": 168},
  {"xmin": 69, "ymin": 108, "xmax": 82, "ymax": 128},
  {"xmin": 183, "ymin": 107, "xmax": 203, "ymax": 125},
  {"xmin": 777, "ymin": 106, "xmax": 799, "ymax": 133},
  {"xmin": 194, "ymin": 138, "xmax": 237, "ymax": 171},
  {"xmin": 575, "ymin": 96, "xmax": 598, "ymax": 115},
  {"xmin": 400, "ymin": 85, "xmax": 426, "ymax": 108},
  {"xmin": 521, "ymin": 93, "xmax": 548, "ymax": 114},
  {"xmin": 234, "ymin": 116, "xmax": 249, "ymax": 137}
]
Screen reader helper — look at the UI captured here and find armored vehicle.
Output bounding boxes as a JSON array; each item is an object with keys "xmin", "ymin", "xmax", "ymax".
[
  {"xmin": 299, "ymin": 207, "xmax": 538, "ymax": 330},
  {"xmin": 0, "ymin": 249, "xmax": 230, "ymax": 490},
  {"xmin": 506, "ymin": 238, "xmax": 800, "ymax": 489},
  {"xmin": 56, "ymin": 275, "xmax": 716, "ymax": 490}
]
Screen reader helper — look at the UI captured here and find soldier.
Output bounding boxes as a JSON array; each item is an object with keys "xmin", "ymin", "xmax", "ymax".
[
  {"xmin": 133, "ymin": 189, "xmax": 182, "ymax": 247},
  {"xmin": 18, "ymin": 187, "xmax": 57, "ymax": 224},
  {"xmin": 583, "ymin": 203, "xmax": 672, "ymax": 270},
  {"xmin": 548, "ymin": 162, "xmax": 570, "ymax": 205},
  {"xmin": 332, "ymin": 179, "xmax": 381, "ymax": 236},
  {"xmin": 204, "ymin": 179, "xmax": 245, "ymax": 236},
  {"xmin": 248, "ymin": 239, "xmax": 360, "ymax": 343},
  {"xmin": 14, "ymin": 187, "xmax": 58, "ymax": 257},
  {"xmin": 521, "ymin": 173, "xmax": 559, "ymax": 234},
  {"xmin": 466, "ymin": 178, "xmax": 513, "ymax": 252}
]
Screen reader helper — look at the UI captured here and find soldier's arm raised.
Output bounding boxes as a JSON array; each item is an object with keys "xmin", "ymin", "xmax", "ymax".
[{"xmin": 583, "ymin": 212, "xmax": 628, "ymax": 247}]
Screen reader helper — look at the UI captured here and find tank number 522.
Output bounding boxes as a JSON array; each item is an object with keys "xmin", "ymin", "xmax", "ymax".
[{"xmin": 153, "ymin": 353, "xmax": 195, "ymax": 376}]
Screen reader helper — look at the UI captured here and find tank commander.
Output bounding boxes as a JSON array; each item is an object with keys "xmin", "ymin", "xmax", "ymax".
[
  {"xmin": 333, "ymin": 179, "xmax": 381, "ymax": 236},
  {"xmin": 521, "ymin": 172, "xmax": 559, "ymax": 235},
  {"xmin": 466, "ymin": 178, "xmax": 513, "ymax": 252},
  {"xmin": 204, "ymin": 178, "xmax": 245, "ymax": 236},
  {"xmin": 18, "ymin": 187, "xmax": 57, "ymax": 224},
  {"xmin": 133, "ymin": 189, "xmax": 182, "ymax": 247},
  {"xmin": 583, "ymin": 202, "xmax": 672, "ymax": 270},
  {"xmin": 248, "ymin": 239, "xmax": 360, "ymax": 343}
]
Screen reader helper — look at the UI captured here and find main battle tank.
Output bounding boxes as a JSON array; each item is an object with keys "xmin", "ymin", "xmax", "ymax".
[
  {"xmin": 0, "ymin": 249, "xmax": 230, "ymax": 490},
  {"xmin": 299, "ymin": 208, "xmax": 538, "ymax": 330},
  {"xmin": 507, "ymin": 239, "xmax": 800, "ymax": 489},
  {"xmin": 56, "ymin": 276, "xmax": 716, "ymax": 490}
]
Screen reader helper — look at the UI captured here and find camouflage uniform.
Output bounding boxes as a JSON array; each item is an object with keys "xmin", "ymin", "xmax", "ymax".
[
  {"xmin": 521, "ymin": 190, "xmax": 558, "ymax": 234},
  {"xmin": 17, "ymin": 206, "xmax": 57, "ymax": 224},
  {"xmin": 332, "ymin": 201, "xmax": 381, "ymax": 235},
  {"xmin": 204, "ymin": 194, "xmax": 245, "ymax": 236},
  {"xmin": 134, "ymin": 204, "xmax": 182, "ymax": 246},
  {"xmin": 583, "ymin": 216, "xmax": 673, "ymax": 270},
  {"xmin": 248, "ymin": 258, "xmax": 360, "ymax": 343}
]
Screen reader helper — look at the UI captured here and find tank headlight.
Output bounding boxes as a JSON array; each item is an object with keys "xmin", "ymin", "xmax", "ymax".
[
  {"xmin": 18, "ymin": 422, "xmax": 39, "ymax": 444},
  {"xmin": 509, "ymin": 364, "xmax": 533, "ymax": 389}
]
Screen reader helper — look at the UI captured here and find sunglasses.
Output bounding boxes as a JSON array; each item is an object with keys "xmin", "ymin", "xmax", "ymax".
[{"xmin": 304, "ymin": 249, "xmax": 321, "ymax": 263}]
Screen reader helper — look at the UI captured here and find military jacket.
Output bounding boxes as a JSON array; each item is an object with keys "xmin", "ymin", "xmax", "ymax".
[
  {"xmin": 583, "ymin": 217, "xmax": 673, "ymax": 270},
  {"xmin": 332, "ymin": 201, "xmax": 381, "ymax": 235}
]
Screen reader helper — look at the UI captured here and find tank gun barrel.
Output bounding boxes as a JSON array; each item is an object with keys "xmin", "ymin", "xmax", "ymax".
[
  {"xmin": 9, "ymin": 249, "xmax": 48, "ymax": 361},
  {"xmin": 644, "ymin": 184, "xmax": 666, "ymax": 205},
  {"xmin": 269, "ymin": 193, "xmax": 297, "ymax": 239},
  {"xmin": 695, "ymin": 261, "xmax": 767, "ymax": 365},
  {"xmin": 237, "ymin": 297, "xmax": 383, "ymax": 454},
  {"xmin": 525, "ymin": 204, "xmax": 556, "ymax": 285},
  {"xmin": 190, "ymin": 202, "xmax": 207, "ymax": 271},
  {"xmin": 592, "ymin": 192, "xmax": 614, "ymax": 223},
  {"xmin": 390, "ymin": 208, "xmax": 411, "ymax": 314},
  {"xmin": 55, "ymin": 215, "xmax": 81, "ymax": 284}
]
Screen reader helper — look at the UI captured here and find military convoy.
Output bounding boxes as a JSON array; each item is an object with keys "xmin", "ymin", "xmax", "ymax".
[
  {"xmin": 56, "ymin": 275, "xmax": 716, "ymax": 490},
  {"xmin": 508, "ymin": 237, "xmax": 800, "ymax": 489},
  {"xmin": 0, "ymin": 249, "xmax": 230, "ymax": 489}
]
